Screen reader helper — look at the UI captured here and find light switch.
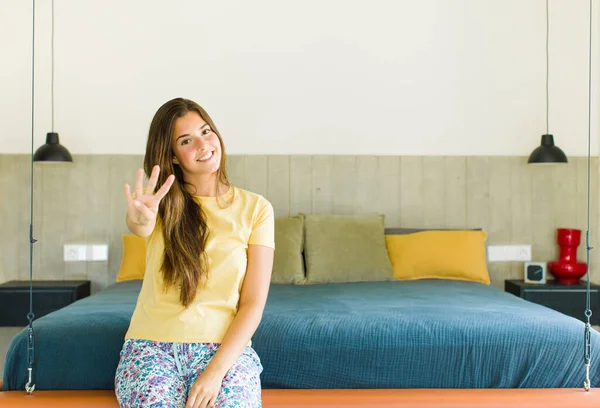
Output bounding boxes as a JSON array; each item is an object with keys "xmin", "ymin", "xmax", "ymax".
[{"xmin": 91, "ymin": 245, "xmax": 108, "ymax": 261}]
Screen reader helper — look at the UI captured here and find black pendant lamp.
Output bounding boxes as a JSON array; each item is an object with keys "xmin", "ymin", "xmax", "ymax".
[
  {"xmin": 33, "ymin": 132, "xmax": 72, "ymax": 162},
  {"xmin": 528, "ymin": 134, "xmax": 568, "ymax": 164},
  {"xmin": 33, "ymin": 0, "xmax": 72, "ymax": 163},
  {"xmin": 528, "ymin": 0, "xmax": 567, "ymax": 165}
]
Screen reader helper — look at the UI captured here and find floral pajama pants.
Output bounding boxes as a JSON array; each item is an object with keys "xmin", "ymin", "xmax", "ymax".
[{"xmin": 115, "ymin": 339, "xmax": 263, "ymax": 408}]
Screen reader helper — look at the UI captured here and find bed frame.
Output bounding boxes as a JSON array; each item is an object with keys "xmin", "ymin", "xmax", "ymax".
[{"xmin": 0, "ymin": 383, "xmax": 597, "ymax": 407}]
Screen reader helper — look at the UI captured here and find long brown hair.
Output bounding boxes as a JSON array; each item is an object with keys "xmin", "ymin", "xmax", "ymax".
[{"xmin": 144, "ymin": 98, "xmax": 231, "ymax": 307}]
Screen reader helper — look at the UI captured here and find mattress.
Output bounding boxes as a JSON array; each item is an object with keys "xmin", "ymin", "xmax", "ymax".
[
  {"xmin": 254, "ymin": 280, "xmax": 600, "ymax": 388},
  {"xmin": 3, "ymin": 279, "xmax": 599, "ymax": 390}
]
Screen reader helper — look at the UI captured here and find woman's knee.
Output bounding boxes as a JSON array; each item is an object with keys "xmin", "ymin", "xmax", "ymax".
[
  {"xmin": 115, "ymin": 340, "xmax": 186, "ymax": 407},
  {"xmin": 214, "ymin": 347, "xmax": 263, "ymax": 408},
  {"xmin": 115, "ymin": 366, "xmax": 187, "ymax": 407}
]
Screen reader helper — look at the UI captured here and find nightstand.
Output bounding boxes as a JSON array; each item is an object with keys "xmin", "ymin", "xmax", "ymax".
[
  {"xmin": 505, "ymin": 279, "xmax": 600, "ymax": 325},
  {"xmin": 0, "ymin": 280, "xmax": 91, "ymax": 326}
]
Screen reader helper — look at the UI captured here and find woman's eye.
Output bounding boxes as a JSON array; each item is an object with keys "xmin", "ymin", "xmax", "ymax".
[
  {"xmin": 202, "ymin": 129, "xmax": 211, "ymax": 135},
  {"xmin": 181, "ymin": 139, "xmax": 190, "ymax": 146}
]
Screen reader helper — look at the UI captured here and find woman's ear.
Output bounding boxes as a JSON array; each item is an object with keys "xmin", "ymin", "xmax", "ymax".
[{"xmin": 172, "ymin": 156, "xmax": 179, "ymax": 165}]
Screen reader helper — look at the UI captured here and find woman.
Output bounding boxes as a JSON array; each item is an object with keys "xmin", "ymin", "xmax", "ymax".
[{"xmin": 115, "ymin": 97, "xmax": 275, "ymax": 408}]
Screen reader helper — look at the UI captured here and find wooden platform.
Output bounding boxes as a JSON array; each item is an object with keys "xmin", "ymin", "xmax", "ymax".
[{"xmin": 0, "ymin": 387, "xmax": 597, "ymax": 407}]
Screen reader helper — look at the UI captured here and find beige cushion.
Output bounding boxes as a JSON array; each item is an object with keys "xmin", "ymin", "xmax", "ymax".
[
  {"xmin": 271, "ymin": 215, "xmax": 306, "ymax": 284},
  {"xmin": 303, "ymin": 214, "xmax": 394, "ymax": 283}
]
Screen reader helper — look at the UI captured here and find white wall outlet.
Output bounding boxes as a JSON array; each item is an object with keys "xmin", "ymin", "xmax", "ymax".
[
  {"xmin": 64, "ymin": 244, "xmax": 87, "ymax": 262},
  {"xmin": 64, "ymin": 244, "xmax": 109, "ymax": 262},
  {"xmin": 487, "ymin": 245, "xmax": 531, "ymax": 262}
]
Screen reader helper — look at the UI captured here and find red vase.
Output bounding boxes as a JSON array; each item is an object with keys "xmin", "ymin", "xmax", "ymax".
[{"xmin": 548, "ymin": 228, "xmax": 588, "ymax": 284}]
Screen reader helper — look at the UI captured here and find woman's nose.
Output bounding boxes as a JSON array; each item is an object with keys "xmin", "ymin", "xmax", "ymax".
[{"xmin": 194, "ymin": 136, "xmax": 207, "ymax": 149}]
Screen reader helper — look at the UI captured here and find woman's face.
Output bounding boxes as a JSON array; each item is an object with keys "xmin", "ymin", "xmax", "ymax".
[{"xmin": 171, "ymin": 111, "xmax": 222, "ymax": 177}]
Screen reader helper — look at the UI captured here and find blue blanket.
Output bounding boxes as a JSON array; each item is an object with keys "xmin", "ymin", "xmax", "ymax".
[{"xmin": 3, "ymin": 279, "xmax": 599, "ymax": 390}]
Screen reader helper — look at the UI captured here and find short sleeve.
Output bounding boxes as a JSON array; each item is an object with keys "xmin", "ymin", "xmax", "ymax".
[{"xmin": 248, "ymin": 198, "xmax": 275, "ymax": 249}]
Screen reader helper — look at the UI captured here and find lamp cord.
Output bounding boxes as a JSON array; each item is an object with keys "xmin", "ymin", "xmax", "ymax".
[
  {"xmin": 26, "ymin": 0, "xmax": 37, "ymax": 396},
  {"xmin": 583, "ymin": 0, "xmax": 594, "ymax": 393},
  {"xmin": 51, "ymin": 0, "xmax": 54, "ymax": 133},
  {"xmin": 546, "ymin": 0, "xmax": 550, "ymax": 135}
]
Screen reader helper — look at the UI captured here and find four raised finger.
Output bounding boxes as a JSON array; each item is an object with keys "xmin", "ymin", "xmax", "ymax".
[{"xmin": 128, "ymin": 166, "xmax": 174, "ymax": 210}]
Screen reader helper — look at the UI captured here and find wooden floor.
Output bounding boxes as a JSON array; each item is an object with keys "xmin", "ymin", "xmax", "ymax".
[{"xmin": 0, "ymin": 388, "xmax": 597, "ymax": 408}]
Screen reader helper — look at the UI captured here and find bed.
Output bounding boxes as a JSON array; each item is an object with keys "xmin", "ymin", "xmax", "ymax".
[{"xmin": 3, "ymin": 278, "xmax": 599, "ymax": 393}]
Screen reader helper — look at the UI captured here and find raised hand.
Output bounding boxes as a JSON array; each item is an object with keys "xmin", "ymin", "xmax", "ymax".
[{"xmin": 124, "ymin": 165, "xmax": 175, "ymax": 229}]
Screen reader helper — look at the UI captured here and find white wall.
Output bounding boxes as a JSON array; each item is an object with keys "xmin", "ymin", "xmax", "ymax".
[{"xmin": 1, "ymin": 0, "xmax": 599, "ymax": 156}]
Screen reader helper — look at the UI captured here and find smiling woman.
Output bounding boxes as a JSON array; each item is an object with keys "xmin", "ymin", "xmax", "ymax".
[{"xmin": 115, "ymin": 98, "xmax": 276, "ymax": 408}]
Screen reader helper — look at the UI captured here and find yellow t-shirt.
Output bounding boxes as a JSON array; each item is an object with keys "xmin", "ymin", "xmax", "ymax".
[{"xmin": 124, "ymin": 186, "xmax": 275, "ymax": 343}]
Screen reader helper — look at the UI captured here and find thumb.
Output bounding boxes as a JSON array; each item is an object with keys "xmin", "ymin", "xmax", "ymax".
[{"xmin": 131, "ymin": 200, "xmax": 156, "ymax": 225}]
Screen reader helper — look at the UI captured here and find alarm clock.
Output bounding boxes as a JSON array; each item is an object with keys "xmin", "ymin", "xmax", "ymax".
[{"xmin": 524, "ymin": 262, "xmax": 547, "ymax": 284}]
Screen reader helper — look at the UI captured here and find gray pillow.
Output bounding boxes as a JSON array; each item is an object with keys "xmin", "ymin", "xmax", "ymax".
[
  {"xmin": 303, "ymin": 214, "xmax": 394, "ymax": 284},
  {"xmin": 271, "ymin": 215, "xmax": 306, "ymax": 284}
]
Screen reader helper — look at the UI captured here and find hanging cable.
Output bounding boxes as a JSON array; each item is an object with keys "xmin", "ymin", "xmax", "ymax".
[
  {"xmin": 51, "ymin": 0, "xmax": 54, "ymax": 133},
  {"xmin": 583, "ymin": 0, "xmax": 594, "ymax": 393},
  {"xmin": 546, "ymin": 0, "xmax": 550, "ymax": 135},
  {"xmin": 26, "ymin": 0, "xmax": 37, "ymax": 395}
]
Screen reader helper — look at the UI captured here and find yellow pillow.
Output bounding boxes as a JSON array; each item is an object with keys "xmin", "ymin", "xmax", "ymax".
[
  {"xmin": 116, "ymin": 234, "xmax": 146, "ymax": 282},
  {"xmin": 385, "ymin": 230, "xmax": 490, "ymax": 285}
]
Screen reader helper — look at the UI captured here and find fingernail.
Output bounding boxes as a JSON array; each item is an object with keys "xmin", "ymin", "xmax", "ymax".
[{"xmin": 134, "ymin": 201, "xmax": 140, "ymax": 207}]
